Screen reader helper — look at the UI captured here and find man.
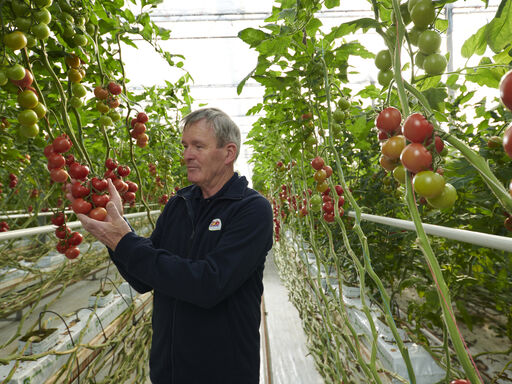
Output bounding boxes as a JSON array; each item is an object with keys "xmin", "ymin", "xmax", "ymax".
[{"xmin": 77, "ymin": 108, "xmax": 274, "ymax": 384}]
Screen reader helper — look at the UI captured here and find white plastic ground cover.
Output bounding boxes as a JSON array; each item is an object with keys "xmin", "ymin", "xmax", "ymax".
[
  {"xmin": 0, "ymin": 283, "xmax": 142, "ymax": 384},
  {"xmin": 283, "ymin": 231, "xmax": 445, "ymax": 383}
]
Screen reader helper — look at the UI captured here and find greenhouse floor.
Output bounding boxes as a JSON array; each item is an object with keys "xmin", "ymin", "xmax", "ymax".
[{"xmin": 260, "ymin": 253, "xmax": 323, "ymax": 384}]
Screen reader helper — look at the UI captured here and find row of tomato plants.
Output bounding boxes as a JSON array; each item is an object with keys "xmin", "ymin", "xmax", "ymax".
[{"xmin": 240, "ymin": 0, "xmax": 511, "ymax": 382}]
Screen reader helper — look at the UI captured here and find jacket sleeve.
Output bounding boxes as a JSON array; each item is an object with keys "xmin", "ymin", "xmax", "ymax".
[
  {"xmin": 111, "ymin": 196, "xmax": 273, "ymax": 308},
  {"xmin": 107, "ymin": 203, "xmax": 171, "ymax": 294}
]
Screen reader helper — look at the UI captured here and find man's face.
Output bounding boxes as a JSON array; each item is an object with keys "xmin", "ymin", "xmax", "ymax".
[{"xmin": 181, "ymin": 119, "xmax": 227, "ymax": 188}]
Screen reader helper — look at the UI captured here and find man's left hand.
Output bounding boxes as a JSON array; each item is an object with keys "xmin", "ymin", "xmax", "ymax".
[{"xmin": 77, "ymin": 201, "xmax": 131, "ymax": 251}]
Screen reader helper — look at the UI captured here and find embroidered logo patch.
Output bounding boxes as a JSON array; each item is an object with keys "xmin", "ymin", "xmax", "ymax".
[{"xmin": 209, "ymin": 218, "xmax": 222, "ymax": 231}]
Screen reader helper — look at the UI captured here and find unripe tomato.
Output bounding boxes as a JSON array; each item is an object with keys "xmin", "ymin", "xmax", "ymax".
[
  {"xmin": 32, "ymin": 23, "xmax": 51, "ymax": 40},
  {"xmin": 426, "ymin": 183, "xmax": 457, "ymax": 209},
  {"xmin": 418, "ymin": 30, "xmax": 441, "ymax": 55},
  {"xmin": 71, "ymin": 83, "xmax": 87, "ymax": 98},
  {"xmin": 381, "ymin": 135, "xmax": 406, "ymax": 160},
  {"xmin": 33, "ymin": 103, "xmax": 47, "ymax": 119},
  {"xmin": 11, "ymin": 68, "xmax": 33, "ymax": 88},
  {"xmin": 380, "ymin": 155, "xmax": 398, "ymax": 172},
  {"xmin": 375, "ymin": 50, "xmax": 392, "ymax": 71},
  {"xmin": 18, "ymin": 109, "xmax": 38, "ymax": 126},
  {"xmin": 66, "ymin": 54, "xmax": 81, "ymax": 69},
  {"xmin": 410, "ymin": 0, "xmax": 435, "ymax": 29},
  {"xmin": 393, "ymin": 164, "xmax": 406, "ymax": 184},
  {"xmin": 19, "ymin": 124, "xmax": 39, "ymax": 138},
  {"xmin": 17, "ymin": 90, "xmax": 39, "ymax": 109},
  {"xmin": 6, "ymin": 64, "xmax": 26, "ymax": 81},
  {"xmin": 314, "ymin": 169, "xmax": 327, "ymax": 183},
  {"xmin": 3, "ymin": 31, "xmax": 27, "ymax": 50},
  {"xmin": 423, "ymin": 53, "xmax": 447, "ymax": 76},
  {"xmin": 413, "ymin": 170, "xmax": 445, "ymax": 198},
  {"xmin": 316, "ymin": 181, "xmax": 329, "ymax": 193},
  {"xmin": 378, "ymin": 69, "xmax": 393, "ymax": 87}
]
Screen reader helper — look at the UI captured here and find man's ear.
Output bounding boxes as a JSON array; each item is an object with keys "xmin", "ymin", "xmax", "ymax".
[{"xmin": 225, "ymin": 143, "xmax": 237, "ymax": 164}]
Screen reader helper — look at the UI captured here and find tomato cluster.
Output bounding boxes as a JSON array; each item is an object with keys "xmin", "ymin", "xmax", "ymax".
[
  {"xmin": 103, "ymin": 158, "xmax": 138, "ymax": 206},
  {"xmin": 8, "ymin": 173, "xmax": 18, "ymax": 189},
  {"xmin": 45, "ymin": 134, "xmax": 73, "ymax": 183},
  {"xmin": 130, "ymin": 111, "xmax": 150, "ymax": 148},
  {"xmin": 51, "ymin": 211, "xmax": 82, "ymax": 259},
  {"xmin": 94, "ymin": 82, "xmax": 123, "ymax": 127}
]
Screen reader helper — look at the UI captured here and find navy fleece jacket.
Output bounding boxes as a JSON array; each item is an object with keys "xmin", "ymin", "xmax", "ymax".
[{"xmin": 109, "ymin": 173, "xmax": 273, "ymax": 384}]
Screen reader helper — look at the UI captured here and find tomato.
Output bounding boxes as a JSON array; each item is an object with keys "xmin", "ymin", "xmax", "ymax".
[
  {"xmin": 338, "ymin": 196, "xmax": 345, "ymax": 207},
  {"xmin": 410, "ymin": 0, "xmax": 435, "ymax": 29},
  {"xmin": 69, "ymin": 96, "xmax": 83, "ymax": 108},
  {"xmin": 408, "ymin": 26, "xmax": 423, "ymax": 46},
  {"xmin": 53, "ymin": 135, "xmax": 72, "ymax": 153},
  {"xmin": 56, "ymin": 240, "xmax": 69, "ymax": 254},
  {"xmin": 4, "ymin": 31, "xmax": 27, "ymax": 50},
  {"xmin": 418, "ymin": 30, "xmax": 441, "ymax": 55},
  {"xmin": 33, "ymin": 103, "xmax": 47, "ymax": 119},
  {"xmin": 403, "ymin": 113, "xmax": 433, "ymax": 143},
  {"xmin": 94, "ymin": 86, "xmax": 109, "ymax": 100},
  {"xmin": 338, "ymin": 96, "xmax": 350, "ymax": 110},
  {"xmin": 0, "ymin": 70, "xmax": 7, "ymax": 86},
  {"xmin": 124, "ymin": 191, "xmax": 136, "ymax": 203},
  {"xmin": 68, "ymin": 68, "xmax": 82, "ymax": 83},
  {"xmin": 113, "ymin": 179, "xmax": 129, "ymax": 193},
  {"xmin": 426, "ymin": 183, "xmax": 457, "ymax": 209},
  {"xmin": 71, "ymin": 83, "xmax": 87, "ymax": 98},
  {"xmin": 108, "ymin": 98, "xmax": 120, "ymax": 109},
  {"xmin": 91, "ymin": 177, "xmax": 108, "ymax": 191},
  {"xmin": 378, "ymin": 69, "xmax": 393, "ymax": 87},
  {"xmin": 55, "ymin": 225, "xmax": 71, "ymax": 239},
  {"xmin": 505, "ymin": 217, "xmax": 512, "ymax": 232},
  {"xmin": 413, "ymin": 170, "xmax": 445, "ymax": 198},
  {"xmin": 71, "ymin": 181, "xmax": 90, "ymax": 198},
  {"xmin": 449, "ymin": 378, "xmax": 469, "ymax": 383},
  {"xmin": 50, "ymin": 168, "xmax": 69, "ymax": 183},
  {"xmin": 14, "ymin": 17, "xmax": 31, "ymax": 32},
  {"xmin": 99, "ymin": 115, "xmax": 113, "ymax": 127},
  {"xmin": 69, "ymin": 163, "xmax": 90, "ymax": 180},
  {"xmin": 65, "ymin": 247, "xmax": 80, "ymax": 260},
  {"xmin": 51, "ymin": 212, "xmax": 66, "ymax": 226},
  {"xmin": 32, "ymin": 23, "xmax": 50, "ymax": 40},
  {"xmin": 423, "ymin": 53, "xmax": 447, "ymax": 76},
  {"xmin": 109, "ymin": 110, "xmax": 121, "ymax": 122},
  {"xmin": 323, "ymin": 165, "xmax": 333, "ymax": 178},
  {"xmin": 376, "ymin": 107, "xmax": 401, "ymax": 133},
  {"xmin": 116, "ymin": 165, "xmax": 130, "ymax": 177},
  {"xmin": 400, "ymin": 143, "xmax": 432, "ymax": 173},
  {"xmin": 311, "ymin": 156, "xmax": 325, "ymax": 170},
  {"xmin": 487, "ymin": 136, "xmax": 502, "ymax": 148},
  {"xmin": 136, "ymin": 134, "xmax": 149, "ymax": 148},
  {"xmin": 89, "ymin": 207, "xmax": 107, "ymax": 221},
  {"xmin": 18, "ymin": 109, "xmax": 38, "ymax": 126},
  {"xmin": 323, "ymin": 212, "xmax": 335, "ymax": 223},
  {"xmin": 503, "ymin": 125, "xmax": 512, "ymax": 158},
  {"xmin": 44, "ymin": 144, "xmax": 55, "ymax": 158},
  {"xmin": 67, "ymin": 232, "xmax": 83, "ymax": 246},
  {"xmin": 19, "ymin": 124, "xmax": 39, "ymax": 138},
  {"xmin": 310, "ymin": 194, "xmax": 322, "ymax": 210},
  {"xmin": 133, "ymin": 122, "xmax": 146, "ymax": 136},
  {"xmin": 381, "ymin": 135, "xmax": 406, "ymax": 160},
  {"xmin": 73, "ymin": 34, "xmax": 88, "ymax": 47},
  {"xmin": 108, "ymin": 82, "xmax": 122, "ymax": 95},
  {"xmin": 17, "ymin": 90, "xmax": 38, "ymax": 109},
  {"xmin": 322, "ymin": 201, "xmax": 334, "ymax": 214},
  {"xmin": 500, "ymin": 70, "xmax": 512, "ymax": 111},
  {"xmin": 322, "ymin": 195, "xmax": 333, "ymax": 203},
  {"xmin": 375, "ymin": 50, "xmax": 392, "ymax": 71},
  {"xmin": 380, "ymin": 155, "xmax": 398, "ymax": 172},
  {"xmin": 92, "ymin": 193, "xmax": 110, "ymax": 207},
  {"xmin": 316, "ymin": 181, "xmax": 329, "ymax": 193},
  {"xmin": 72, "ymin": 198, "xmax": 92, "ymax": 214},
  {"xmin": 34, "ymin": 0, "xmax": 53, "ymax": 7},
  {"xmin": 137, "ymin": 112, "xmax": 149, "ymax": 123},
  {"xmin": 11, "ymin": 68, "xmax": 33, "ymax": 88},
  {"xmin": 6, "ymin": 64, "xmax": 25, "ymax": 81},
  {"xmin": 393, "ymin": 164, "xmax": 406, "ymax": 184},
  {"xmin": 425, "ymin": 135, "xmax": 444, "ymax": 153},
  {"xmin": 96, "ymin": 101, "xmax": 110, "ymax": 114},
  {"xmin": 335, "ymin": 185, "xmax": 344, "ymax": 196},
  {"xmin": 314, "ymin": 169, "xmax": 327, "ymax": 183},
  {"xmin": 333, "ymin": 109, "xmax": 345, "ymax": 123},
  {"xmin": 47, "ymin": 153, "xmax": 65, "ymax": 169}
]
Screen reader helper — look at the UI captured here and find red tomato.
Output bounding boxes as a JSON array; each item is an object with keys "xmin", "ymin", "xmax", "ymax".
[
  {"xmin": 52, "ymin": 135, "xmax": 72, "ymax": 153},
  {"xmin": 311, "ymin": 156, "xmax": 325, "ymax": 170},
  {"xmin": 67, "ymin": 232, "xmax": 83, "ymax": 246},
  {"xmin": 503, "ymin": 124, "xmax": 512, "ymax": 158},
  {"xmin": 89, "ymin": 207, "xmax": 107, "ymax": 221},
  {"xmin": 323, "ymin": 212, "xmax": 335, "ymax": 222},
  {"xmin": 65, "ymin": 154, "xmax": 75, "ymax": 166},
  {"xmin": 123, "ymin": 191, "xmax": 136, "ymax": 203},
  {"xmin": 56, "ymin": 240, "xmax": 68, "ymax": 254},
  {"xmin": 50, "ymin": 168, "xmax": 69, "ymax": 183},
  {"xmin": 450, "ymin": 379, "xmax": 470, "ymax": 384},
  {"xmin": 65, "ymin": 246, "xmax": 80, "ymax": 259},
  {"xmin": 92, "ymin": 193, "xmax": 110, "ymax": 208},
  {"xmin": 117, "ymin": 165, "xmax": 130, "ymax": 177},
  {"xmin": 55, "ymin": 225, "xmax": 71, "ymax": 239},
  {"xmin": 51, "ymin": 212, "xmax": 66, "ymax": 226},
  {"xmin": 403, "ymin": 113, "xmax": 433, "ymax": 143},
  {"xmin": 133, "ymin": 122, "xmax": 146, "ymax": 136},
  {"xmin": 335, "ymin": 185, "xmax": 344, "ymax": 196},
  {"xmin": 323, "ymin": 165, "xmax": 333, "ymax": 178},
  {"xmin": 107, "ymin": 82, "xmax": 122, "ymax": 95},
  {"xmin": 126, "ymin": 181, "xmax": 138, "ymax": 192},
  {"xmin": 136, "ymin": 112, "xmax": 149, "ymax": 123},
  {"xmin": 43, "ymin": 144, "xmax": 55, "ymax": 158},
  {"xmin": 105, "ymin": 158, "xmax": 118, "ymax": 170},
  {"xmin": 94, "ymin": 86, "xmax": 109, "ymax": 100},
  {"xmin": 499, "ymin": 70, "xmax": 512, "ymax": 111},
  {"xmin": 113, "ymin": 179, "xmax": 129, "ymax": 193},
  {"xmin": 322, "ymin": 201, "xmax": 334, "ymax": 214},
  {"xmin": 376, "ymin": 107, "xmax": 402, "ymax": 133},
  {"xmin": 69, "ymin": 163, "xmax": 90, "ymax": 180},
  {"xmin": 91, "ymin": 177, "xmax": 108, "ymax": 191},
  {"xmin": 72, "ymin": 198, "xmax": 92, "ymax": 214},
  {"xmin": 400, "ymin": 143, "xmax": 432, "ymax": 173},
  {"xmin": 47, "ymin": 153, "xmax": 66, "ymax": 169},
  {"xmin": 425, "ymin": 135, "xmax": 444, "ymax": 153},
  {"xmin": 71, "ymin": 181, "xmax": 90, "ymax": 198},
  {"xmin": 11, "ymin": 68, "xmax": 33, "ymax": 88}
]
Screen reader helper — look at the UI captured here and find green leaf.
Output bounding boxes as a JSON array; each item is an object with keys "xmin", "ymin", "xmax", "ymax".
[
  {"xmin": 237, "ymin": 67, "xmax": 257, "ymax": 95},
  {"xmin": 325, "ymin": 0, "xmax": 340, "ymax": 8},
  {"xmin": 305, "ymin": 17, "xmax": 322, "ymax": 37},
  {"xmin": 347, "ymin": 115, "xmax": 372, "ymax": 149},
  {"xmin": 256, "ymin": 36, "xmax": 292, "ymax": 56},
  {"xmin": 122, "ymin": 9, "xmax": 136, "ymax": 23},
  {"xmin": 278, "ymin": 8, "xmax": 296, "ymax": 22},
  {"xmin": 461, "ymin": 24, "xmax": 487, "ymax": 58},
  {"xmin": 325, "ymin": 18, "xmax": 382, "ymax": 43},
  {"xmin": 421, "ymin": 87, "xmax": 448, "ymax": 111},
  {"xmin": 465, "ymin": 58, "xmax": 504, "ymax": 88},
  {"xmin": 434, "ymin": 19, "xmax": 449, "ymax": 33},
  {"xmin": 238, "ymin": 28, "xmax": 268, "ymax": 48},
  {"xmin": 486, "ymin": 0, "xmax": 512, "ymax": 53}
]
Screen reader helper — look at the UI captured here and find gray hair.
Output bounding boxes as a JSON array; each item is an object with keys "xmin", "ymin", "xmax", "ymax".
[{"xmin": 180, "ymin": 108, "xmax": 241, "ymax": 159}]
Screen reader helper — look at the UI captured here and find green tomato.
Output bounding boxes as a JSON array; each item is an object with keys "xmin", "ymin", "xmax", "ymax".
[
  {"xmin": 338, "ymin": 96, "xmax": 350, "ymax": 110},
  {"xmin": 423, "ymin": 53, "xmax": 447, "ymax": 75},
  {"xmin": 426, "ymin": 183, "xmax": 457, "ymax": 209},
  {"xmin": 26, "ymin": 34, "xmax": 37, "ymax": 48},
  {"xmin": 109, "ymin": 110, "xmax": 122, "ymax": 122},
  {"xmin": 17, "ymin": 90, "xmax": 39, "ymax": 109},
  {"xmin": 69, "ymin": 96, "xmax": 83, "ymax": 108},
  {"xmin": 73, "ymin": 34, "xmax": 88, "ymax": 47},
  {"xmin": 378, "ymin": 69, "xmax": 393, "ymax": 87},
  {"xmin": 18, "ymin": 109, "xmax": 39, "ymax": 126},
  {"xmin": 34, "ymin": 0, "xmax": 53, "ymax": 7},
  {"xmin": 375, "ymin": 50, "xmax": 392, "ymax": 71},
  {"xmin": 418, "ymin": 30, "xmax": 441, "ymax": 55},
  {"xmin": 34, "ymin": 9, "xmax": 52, "ymax": 24},
  {"xmin": 413, "ymin": 170, "xmax": 445, "ymax": 198},
  {"xmin": 63, "ymin": 23, "xmax": 76, "ymax": 38},
  {"xmin": 71, "ymin": 83, "xmax": 87, "ymax": 98},
  {"xmin": 0, "ymin": 70, "xmax": 7, "ymax": 86},
  {"xmin": 410, "ymin": 0, "xmax": 435, "ymax": 30},
  {"xmin": 333, "ymin": 109, "xmax": 345, "ymax": 123},
  {"xmin": 33, "ymin": 103, "xmax": 47, "ymax": 119},
  {"xmin": 14, "ymin": 17, "xmax": 32, "ymax": 31},
  {"xmin": 408, "ymin": 26, "xmax": 424, "ymax": 46},
  {"xmin": 393, "ymin": 165, "xmax": 406, "ymax": 184},
  {"xmin": 19, "ymin": 123, "xmax": 39, "ymax": 138},
  {"xmin": 310, "ymin": 194, "xmax": 322, "ymax": 210},
  {"xmin": 6, "ymin": 64, "xmax": 26, "ymax": 81},
  {"xmin": 3, "ymin": 31, "xmax": 27, "ymax": 50},
  {"xmin": 415, "ymin": 51, "xmax": 427, "ymax": 69},
  {"xmin": 32, "ymin": 23, "xmax": 51, "ymax": 40},
  {"xmin": 12, "ymin": 0, "xmax": 30, "ymax": 17},
  {"xmin": 99, "ymin": 115, "xmax": 113, "ymax": 127}
]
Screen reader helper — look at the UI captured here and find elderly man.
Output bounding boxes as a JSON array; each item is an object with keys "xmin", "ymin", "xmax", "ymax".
[{"xmin": 77, "ymin": 108, "xmax": 273, "ymax": 384}]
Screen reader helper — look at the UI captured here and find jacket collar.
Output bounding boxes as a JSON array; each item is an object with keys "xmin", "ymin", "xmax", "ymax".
[{"xmin": 177, "ymin": 173, "xmax": 247, "ymax": 200}]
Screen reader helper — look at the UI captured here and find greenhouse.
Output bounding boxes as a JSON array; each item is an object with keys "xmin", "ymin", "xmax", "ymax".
[{"xmin": 0, "ymin": 0, "xmax": 511, "ymax": 383}]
